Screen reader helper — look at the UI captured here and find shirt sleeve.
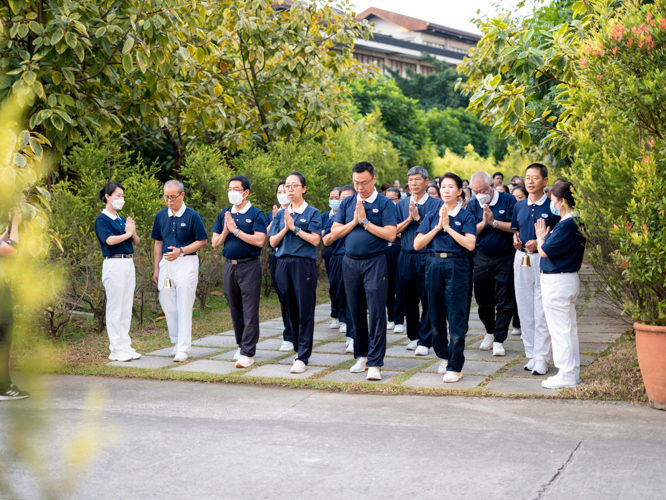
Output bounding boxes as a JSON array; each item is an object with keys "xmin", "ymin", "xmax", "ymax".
[
  {"xmin": 269, "ymin": 211, "xmax": 283, "ymax": 236},
  {"xmin": 193, "ymin": 212, "xmax": 208, "ymax": 241},
  {"xmin": 253, "ymin": 210, "xmax": 268, "ymax": 234},
  {"xmin": 308, "ymin": 209, "xmax": 322, "ymax": 234},
  {"xmin": 417, "ymin": 213, "xmax": 433, "ymax": 234},
  {"xmin": 211, "ymin": 210, "xmax": 224, "ymax": 234},
  {"xmin": 505, "ymin": 195, "xmax": 516, "ymax": 221},
  {"xmin": 510, "ymin": 204, "xmax": 520, "ymax": 231},
  {"xmin": 467, "ymin": 201, "xmax": 482, "ymax": 223},
  {"xmin": 151, "ymin": 213, "xmax": 162, "ymax": 241},
  {"xmin": 95, "ymin": 217, "xmax": 115, "ymax": 244},
  {"xmin": 382, "ymin": 199, "xmax": 398, "ymax": 226},
  {"xmin": 462, "ymin": 211, "xmax": 477, "ymax": 236},
  {"xmin": 541, "ymin": 221, "xmax": 574, "ymax": 258},
  {"xmin": 332, "ymin": 199, "xmax": 348, "ymax": 224}
]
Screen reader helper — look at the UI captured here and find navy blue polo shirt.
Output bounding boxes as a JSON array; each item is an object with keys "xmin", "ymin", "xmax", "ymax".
[
  {"xmin": 333, "ymin": 192, "xmax": 397, "ymax": 258},
  {"xmin": 151, "ymin": 204, "xmax": 207, "ymax": 253},
  {"xmin": 211, "ymin": 203, "xmax": 267, "ymax": 260},
  {"xmin": 511, "ymin": 194, "xmax": 560, "ymax": 245},
  {"xmin": 467, "ymin": 191, "xmax": 516, "ymax": 256},
  {"xmin": 269, "ymin": 202, "xmax": 322, "ymax": 260},
  {"xmin": 321, "ymin": 210, "xmax": 331, "ymax": 234},
  {"xmin": 417, "ymin": 205, "xmax": 477, "ymax": 254},
  {"xmin": 323, "ymin": 216, "xmax": 346, "ymax": 255},
  {"xmin": 540, "ymin": 216, "xmax": 586, "ymax": 273},
  {"xmin": 95, "ymin": 212, "xmax": 134, "ymax": 257},
  {"xmin": 396, "ymin": 194, "xmax": 442, "ymax": 253}
]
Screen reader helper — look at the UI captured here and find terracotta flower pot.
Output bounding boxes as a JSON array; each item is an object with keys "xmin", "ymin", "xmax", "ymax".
[{"xmin": 634, "ymin": 321, "xmax": 666, "ymax": 410}]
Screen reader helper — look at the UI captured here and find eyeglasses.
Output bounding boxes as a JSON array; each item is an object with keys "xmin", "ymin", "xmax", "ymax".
[
  {"xmin": 163, "ymin": 194, "xmax": 183, "ymax": 201},
  {"xmin": 284, "ymin": 184, "xmax": 302, "ymax": 191},
  {"xmin": 353, "ymin": 180, "xmax": 374, "ymax": 188}
]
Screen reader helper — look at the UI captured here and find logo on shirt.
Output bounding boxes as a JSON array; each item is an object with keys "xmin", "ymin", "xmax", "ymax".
[
  {"xmin": 454, "ymin": 221, "xmax": 462, "ymax": 226},
  {"xmin": 499, "ymin": 210, "xmax": 505, "ymax": 214},
  {"xmin": 300, "ymin": 218, "xmax": 306, "ymax": 223},
  {"xmin": 372, "ymin": 209, "xmax": 379, "ymax": 213},
  {"xmin": 541, "ymin": 213, "xmax": 549, "ymax": 218},
  {"xmin": 180, "ymin": 223, "xmax": 187, "ymax": 226},
  {"xmin": 245, "ymin": 219, "xmax": 252, "ymax": 223}
]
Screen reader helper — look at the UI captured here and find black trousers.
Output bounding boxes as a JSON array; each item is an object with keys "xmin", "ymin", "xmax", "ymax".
[
  {"xmin": 398, "ymin": 251, "xmax": 431, "ymax": 345},
  {"xmin": 329, "ymin": 254, "xmax": 355, "ymax": 339},
  {"xmin": 275, "ymin": 256, "xmax": 318, "ymax": 364},
  {"xmin": 467, "ymin": 252, "xmax": 474, "ymax": 331},
  {"xmin": 223, "ymin": 259, "xmax": 262, "ymax": 357},
  {"xmin": 0, "ymin": 322, "xmax": 12, "ymax": 389},
  {"xmin": 385, "ymin": 244, "xmax": 405, "ymax": 325},
  {"xmin": 269, "ymin": 251, "xmax": 293, "ymax": 343},
  {"xmin": 473, "ymin": 250, "xmax": 516, "ymax": 343},
  {"xmin": 343, "ymin": 253, "xmax": 388, "ymax": 367},
  {"xmin": 322, "ymin": 246, "xmax": 339, "ymax": 319}
]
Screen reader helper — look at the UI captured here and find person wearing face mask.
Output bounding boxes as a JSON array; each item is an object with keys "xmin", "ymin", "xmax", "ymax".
[
  {"xmin": 511, "ymin": 164, "xmax": 559, "ymax": 375},
  {"xmin": 384, "ymin": 187, "xmax": 406, "ymax": 337},
  {"xmin": 95, "ymin": 182, "xmax": 141, "ymax": 363},
  {"xmin": 211, "ymin": 175, "xmax": 267, "ymax": 368},
  {"xmin": 152, "ymin": 180, "xmax": 208, "ymax": 362},
  {"xmin": 467, "ymin": 172, "xmax": 517, "ymax": 357},
  {"xmin": 266, "ymin": 182, "xmax": 294, "ymax": 352},
  {"xmin": 321, "ymin": 188, "xmax": 341, "ymax": 330}
]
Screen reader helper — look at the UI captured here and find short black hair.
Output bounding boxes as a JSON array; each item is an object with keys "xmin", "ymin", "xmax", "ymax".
[
  {"xmin": 554, "ymin": 176, "xmax": 568, "ymax": 185},
  {"xmin": 340, "ymin": 184, "xmax": 355, "ymax": 195},
  {"xmin": 525, "ymin": 163, "xmax": 548, "ymax": 179},
  {"xmin": 386, "ymin": 187, "xmax": 401, "ymax": 198},
  {"xmin": 285, "ymin": 171, "xmax": 307, "ymax": 189},
  {"xmin": 462, "ymin": 179, "xmax": 469, "ymax": 184},
  {"xmin": 493, "ymin": 172, "xmax": 504, "ymax": 179},
  {"xmin": 441, "ymin": 172, "xmax": 463, "ymax": 190},
  {"xmin": 511, "ymin": 175, "xmax": 522, "ymax": 183},
  {"xmin": 229, "ymin": 174, "xmax": 251, "ymax": 192},
  {"xmin": 275, "ymin": 180, "xmax": 285, "ymax": 194},
  {"xmin": 330, "ymin": 187, "xmax": 341, "ymax": 196},
  {"xmin": 352, "ymin": 161, "xmax": 375, "ymax": 177},
  {"xmin": 99, "ymin": 181, "xmax": 124, "ymax": 203},
  {"xmin": 513, "ymin": 185, "xmax": 528, "ymax": 198}
]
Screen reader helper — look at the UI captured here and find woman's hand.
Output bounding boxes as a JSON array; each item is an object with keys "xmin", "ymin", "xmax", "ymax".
[
  {"xmin": 272, "ymin": 205, "xmax": 278, "ymax": 217},
  {"xmin": 284, "ymin": 211, "xmax": 296, "ymax": 231},
  {"xmin": 125, "ymin": 216, "xmax": 136, "ymax": 235},
  {"xmin": 437, "ymin": 205, "xmax": 449, "ymax": 231},
  {"xmin": 535, "ymin": 218, "xmax": 551, "ymax": 240}
]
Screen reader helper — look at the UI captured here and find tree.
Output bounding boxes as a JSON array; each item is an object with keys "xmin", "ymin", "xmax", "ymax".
[{"xmin": 424, "ymin": 107, "xmax": 492, "ymax": 157}]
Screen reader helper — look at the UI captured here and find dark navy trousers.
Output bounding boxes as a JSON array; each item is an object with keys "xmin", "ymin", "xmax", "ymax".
[
  {"xmin": 269, "ymin": 251, "xmax": 293, "ymax": 343},
  {"xmin": 275, "ymin": 256, "xmax": 317, "ymax": 364},
  {"xmin": 384, "ymin": 243, "xmax": 405, "ymax": 325},
  {"xmin": 425, "ymin": 254, "xmax": 470, "ymax": 373},
  {"xmin": 322, "ymin": 246, "xmax": 339, "ymax": 319},
  {"xmin": 473, "ymin": 249, "xmax": 516, "ymax": 343},
  {"xmin": 329, "ymin": 254, "xmax": 354, "ymax": 339},
  {"xmin": 398, "ymin": 251, "xmax": 432, "ymax": 346},
  {"xmin": 342, "ymin": 253, "xmax": 388, "ymax": 367}
]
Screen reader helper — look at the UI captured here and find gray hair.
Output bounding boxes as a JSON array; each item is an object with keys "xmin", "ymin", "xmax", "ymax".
[
  {"xmin": 164, "ymin": 180, "xmax": 184, "ymax": 193},
  {"xmin": 470, "ymin": 171, "xmax": 492, "ymax": 187},
  {"xmin": 407, "ymin": 165, "xmax": 429, "ymax": 180}
]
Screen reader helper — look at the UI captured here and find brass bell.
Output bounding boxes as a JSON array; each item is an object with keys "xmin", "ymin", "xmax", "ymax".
[
  {"xmin": 163, "ymin": 261, "xmax": 174, "ymax": 289},
  {"xmin": 521, "ymin": 254, "xmax": 532, "ymax": 267}
]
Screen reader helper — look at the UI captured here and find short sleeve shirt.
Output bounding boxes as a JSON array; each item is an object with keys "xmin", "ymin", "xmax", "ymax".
[
  {"xmin": 95, "ymin": 212, "xmax": 134, "ymax": 257},
  {"xmin": 511, "ymin": 193, "xmax": 560, "ymax": 245},
  {"xmin": 323, "ymin": 216, "xmax": 345, "ymax": 255},
  {"xmin": 417, "ymin": 205, "xmax": 477, "ymax": 254},
  {"xmin": 151, "ymin": 204, "xmax": 208, "ymax": 253},
  {"xmin": 268, "ymin": 202, "xmax": 322, "ymax": 260},
  {"xmin": 211, "ymin": 203, "xmax": 267, "ymax": 260},
  {"xmin": 540, "ymin": 216, "xmax": 586, "ymax": 273},
  {"xmin": 395, "ymin": 194, "xmax": 442, "ymax": 253},
  {"xmin": 467, "ymin": 191, "xmax": 516, "ymax": 255}
]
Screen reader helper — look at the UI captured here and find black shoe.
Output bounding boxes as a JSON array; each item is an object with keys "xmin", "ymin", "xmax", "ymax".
[{"xmin": 0, "ymin": 384, "xmax": 30, "ymax": 400}]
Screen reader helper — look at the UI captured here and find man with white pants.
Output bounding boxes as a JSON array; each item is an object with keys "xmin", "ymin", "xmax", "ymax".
[
  {"xmin": 510, "ymin": 164, "xmax": 559, "ymax": 375},
  {"xmin": 152, "ymin": 180, "xmax": 208, "ymax": 362}
]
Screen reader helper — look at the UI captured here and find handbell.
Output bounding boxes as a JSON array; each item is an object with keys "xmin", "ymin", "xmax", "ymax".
[
  {"xmin": 163, "ymin": 261, "xmax": 174, "ymax": 289},
  {"xmin": 520, "ymin": 254, "xmax": 531, "ymax": 267}
]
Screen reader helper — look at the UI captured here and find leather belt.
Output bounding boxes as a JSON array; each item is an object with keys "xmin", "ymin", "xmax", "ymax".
[
  {"xmin": 228, "ymin": 257, "xmax": 258, "ymax": 265},
  {"xmin": 432, "ymin": 252, "xmax": 463, "ymax": 259},
  {"xmin": 105, "ymin": 254, "xmax": 133, "ymax": 259}
]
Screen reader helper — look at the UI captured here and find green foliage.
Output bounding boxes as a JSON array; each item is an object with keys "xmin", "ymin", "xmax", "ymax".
[
  {"xmin": 424, "ymin": 107, "xmax": 493, "ymax": 158},
  {"xmin": 431, "ymin": 144, "xmax": 532, "ymax": 182}
]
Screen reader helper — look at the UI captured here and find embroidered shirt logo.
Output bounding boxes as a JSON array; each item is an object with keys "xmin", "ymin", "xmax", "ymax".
[
  {"xmin": 300, "ymin": 218, "xmax": 306, "ymax": 223},
  {"xmin": 372, "ymin": 208, "xmax": 379, "ymax": 213},
  {"xmin": 454, "ymin": 221, "xmax": 462, "ymax": 226},
  {"xmin": 245, "ymin": 219, "xmax": 252, "ymax": 223},
  {"xmin": 499, "ymin": 210, "xmax": 505, "ymax": 214},
  {"xmin": 180, "ymin": 223, "xmax": 187, "ymax": 226},
  {"xmin": 541, "ymin": 213, "xmax": 549, "ymax": 218}
]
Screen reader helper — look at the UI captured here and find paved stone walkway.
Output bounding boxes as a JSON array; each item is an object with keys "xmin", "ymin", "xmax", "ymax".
[{"xmin": 108, "ymin": 264, "xmax": 629, "ymax": 394}]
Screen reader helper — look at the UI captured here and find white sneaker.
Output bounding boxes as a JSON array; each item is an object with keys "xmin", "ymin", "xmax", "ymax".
[
  {"xmin": 171, "ymin": 346, "xmax": 177, "ymax": 356},
  {"xmin": 232, "ymin": 348, "xmax": 241, "ymax": 361},
  {"xmin": 524, "ymin": 358, "xmax": 536, "ymax": 371},
  {"xmin": 279, "ymin": 341, "xmax": 294, "ymax": 352},
  {"xmin": 290, "ymin": 359, "xmax": 307, "ymax": 374},
  {"xmin": 173, "ymin": 352, "xmax": 188, "ymax": 362},
  {"xmin": 108, "ymin": 351, "xmax": 133, "ymax": 362},
  {"xmin": 532, "ymin": 360, "xmax": 549, "ymax": 375},
  {"xmin": 350, "ymin": 357, "xmax": 368, "ymax": 373},
  {"xmin": 367, "ymin": 366, "xmax": 381, "ymax": 380},
  {"xmin": 330, "ymin": 318, "xmax": 340, "ymax": 329},
  {"xmin": 387, "ymin": 321, "xmax": 395, "ymax": 330},
  {"xmin": 236, "ymin": 355, "xmax": 254, "ymax": 368},
  {"xmin": 339, "ymin": 323, "xmax": 347, "ymax": 333},
  {"xmin": 406, "ymin": 339, "xmax": 418, "ymax": 351},
  {"xmin": 443, "ymin": 371, "xmax": 463, "ymax": 383},
  {"xmin": 511, "ymin": 328, "xmax": 521, "ymax": 336},
  {"xmin": 437, "ymin": 359, "xmax": 448, "ymax": 374},
  {"xmin": 542, "ymin": 377, "xmax": 578, "ymax": 390},
  {"xmin": 415, "ymin": 345, "xmax": 429, "ymax": 356},
  {"xmin": 394, "ymin": 324, "xmax": 405, "ymax": 334},
  {"xmin": 479, "ymin": 334, "xmax": 494, "ymax": 350},
  {"xmin": 345, "ymin": 340, "xmax": 354, "ymax": 354},
  {"xmin": 492, "ymin": 342, "xmax": 506, "ymax": 357},
  {"xmin": 345, "ymin": 337, "xmax": 352, "ymax": 346},
  {"xmin": 124, "ymin": 349, "xmax": 141, "ymax": 360}
]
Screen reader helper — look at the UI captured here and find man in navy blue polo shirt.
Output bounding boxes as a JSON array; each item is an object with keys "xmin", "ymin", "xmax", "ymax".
[
  {"xmin": 331, "ymin": 161, "xmax": 397, "ymax": 381},
  {"xmin": 151, "ymin": 180, "xmax": 208, "ymax": 362},
  {"xmin": 467, "ymin": 171, "xmax": 517, "ymax": 357},
  {"xmin": 212, "ymin": 175, "xmax": 267, "ymax": 369},
  {"xmin": 511, "ymin": 163, "xmax": 560, "ymax": 375},
  {"xmin": 395, "ymin": 165, "xmax": 442, "ymax": 355}
]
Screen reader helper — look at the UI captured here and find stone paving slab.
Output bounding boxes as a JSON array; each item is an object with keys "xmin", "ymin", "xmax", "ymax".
[
  {"xmin": 579, "ymin": 343, "xmax": 610, "ymax": 353},
  {"xmin": 485, "ymin": 377, "xmax": 560, "ymax": 396},
  {"xmin": 424, "ymin": 360, "xmax": 506, "ymax": 375},
  {"xmin": 313, "ymin": 342, "xmax": 349, "ymax": 354},
  {"xmin": 578, "ymin": 333, "xmax": 622, "ymax": 343},
  {"xmin": 385, "ymin": 345, "xmax": 436, "ymax": 358},
  {"xmin": 259, "ymin": 321, "xmax": 287, "ymax": 330},
  {"xmin": 170, "ymin": 360, "xmax": 240, "ymax": 375},
  {"xmin": 313, "ymin": 331, "xmax": 343, "ymax": 341},
  {"xmin": 259, "ymin": 328, "xmax": 284, "ymax": 338},
  {"xmin": 242, "ymin": 364, "xmax": 325, "ymax": 379},
  {"xmin": 577, "ymin": 315, "xmax": 628, "ymax": 324},
  {"xmin": 107, "ymin": 357, "xmax": 175, "ymax": 369},
  {"xmin": 255, "ymin": 338, "xmax": 286, "ymax": 350},
  {"xmin": 385, "ymin": 333, "xmax": 408, "ymax": 344},
  {"xmin": 147, "ymin": 346, "xmax": 222, "ymax": 357},
  {"xmin": 401, "ymin": 373, "xmax": 485, "ymax": 389},
  {"xmin": 469, "ymin": 340, "xmax": 523, "ymax": 351},
  {"xmin": 320, "ymin": 370, "xmax": 401, "ymax": 383},
  {"xmin": 580, "ymin": 354, "xmax": 595, "ymax": 366},
  {"xmin": 463, "ymin": 349, "xmax": 521, "ymax": 361},
  {"xmin": 313, "ymin": 324, "xmax": 343, "ymax": 333},
  {"xmin": 382, "ymin": 357, "xmax": 431, "ymax": 371},
  {"xmin": 277, "ymin": 353, "xmax": 350, "ymax": 366},
  {"xmin": 192, "ymin": 336, "xmax": 238, "ymax": 348},
  {"xmin": 576, "ymin": 323, "xmax": 628, "ymax": 333},
  {"xmin": 213, "ymin": 349, "xmax": 284, "ymax": 362},
  {"xmin": 500, "ymin": 364, "xmax": 557, "ymax": 379},
  {"xmin": 215, "ymin": 330, "xmax": 236, "ymax": 336}
]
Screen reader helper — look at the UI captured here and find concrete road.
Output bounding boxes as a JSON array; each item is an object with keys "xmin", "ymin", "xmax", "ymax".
[{"xmin": 1, "ymin": 374, "xmax": 665, "ymax": 500}]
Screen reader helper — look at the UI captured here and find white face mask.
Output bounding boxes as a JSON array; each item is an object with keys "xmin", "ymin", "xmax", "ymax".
[
  {"xmin": 475, "ymin": 192, "xmax": 491, "ymax": 206},
  {"xmin": 112, "ymin": 198, "xmax": 125, "ymax": 211},
  {"xmin": 228, "ymin": 191, "xmax": 244, "ymax": 206},
  {"xmin": 277, "ymin": 194, "xmax": 290, "ymax": 206}
]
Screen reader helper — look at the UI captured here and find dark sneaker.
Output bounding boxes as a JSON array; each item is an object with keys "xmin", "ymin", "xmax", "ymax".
[{"xmin": 0, "ymin": 384, "xmax": 30, "ymax": 400}]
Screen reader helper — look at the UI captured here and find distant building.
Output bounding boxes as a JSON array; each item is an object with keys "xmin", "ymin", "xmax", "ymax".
[{"xmin": 355, "ymin": 7, "xmax": 481, "ymax": 77}]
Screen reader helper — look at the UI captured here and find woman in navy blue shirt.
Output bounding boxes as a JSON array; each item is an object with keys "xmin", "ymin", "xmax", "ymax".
[
  {"xmin": 94, "ymin": 182, "xmax": 141, "ymax": 363},
  {"xmin": 414, "ymin": 173, "xmax": 477, "ymax": 383},
  {"xmin": 535, "ymin": 181, "xmax": 586, "ymax": 390},
  {"xmin": 321, "ymin": 187, "xmax": 341, "ymax": 330},
  {"xmin": 269, "ymin": 172, "xmax": 322, "ymax": 374}
]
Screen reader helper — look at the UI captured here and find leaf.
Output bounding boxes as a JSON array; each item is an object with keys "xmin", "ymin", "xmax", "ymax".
[
  {"xmin": 14, "ymin": 153, "xmax": 27, "ymax": 168},
  {"xmin": 55, "ymin": 110, "xmax": 72, "ymax": 124},
  {"xmin": 122, "ymin": 54, "xmax": 134, "ymax": 73},
  {"xmin": 50, "ymin": 114, "xmax": 64, "ymax": 131},
  {"xmin": 65, "ymin": 32, "xmax": 78, "ymax": 49},
  {"xmin": 514, "ymin": 97, "xmax": 525, "ymax": 117},
  {"xmin": 51, "ymin": 71, "xmax": 63, "ymax": 85},
  {"xmin": 95, "ymin": 27, "xmax": 107, "ymax": 38},
  {"xmin": 22, "ymin": 71, "xmax": 36, "ymax": 85},
  {"xmin": 61, "ymin": 68, "xmax": 75, "ymax": 84},
  {"xmin": 122, "ymin": 37, "xmax": 135, "ymax": 55},
  {"xmin": 29, "ymin": 138, "xmax": 43, "ymax": 160},
  {"xmin": 136, "ymin": 52, "xmax": 147, "ymax": 73},
  {"xmin": 17, "ymin": 24, "xmax": 29, "ymax": 38},
  {"xmin": 521, "ymin": 129, "xmax": 531, "ymax": 147},
  {"xmin": 32, "ymin": 80, "xmax": 45, "ymax": 98},
  {"xmin": 18, "ymin": 130, "xmax": 30, "ymax": 148}
]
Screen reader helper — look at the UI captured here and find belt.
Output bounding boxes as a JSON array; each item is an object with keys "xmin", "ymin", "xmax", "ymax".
[
  {"xmin": 344, "ymin": 251, "xmax": 384, "ymax": 260},
  {"xmin": 105, "ymin": 254, "xmax": 133, "ymax": 259},
  {"xmin": 432, "ymin": 252, "xmax": 464, "ymax": 259},
  {"xmin": 161, "ymin": 252, "xmax": 197, "ymax": 257},
  {"xmin": 519, "ymin": 248, "xmax": 535, "ymax": 254},
  {"xmin": 227, "ymin": 257, "xmax": 258, "ymax": 265},
  {"xmin": 541, "ymin": 270, "xmax": 572, "ymax": 275}
]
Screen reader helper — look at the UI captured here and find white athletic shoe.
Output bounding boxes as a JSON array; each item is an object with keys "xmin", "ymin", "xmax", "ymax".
[
  {"xmin": 125, "ymin": 349, "xmax": 142, "ymax": 360},
  {"xmin": 339, "ymin": 323, "xmax": 347, "ymax": 334},
  {"xmin": 406, "ymin": 340, "xmax": 418, "ymax": 351},
  {"xmin": 173, "ymin": 352, "xmax": 188, "ymax": 362},
  {"xmin": 345, "ymin": 340, "xmax": 354, "ymax": 354},
  {"xmin": 542, "ymin": 377, "xmax": 578, "ymax": 390},
  {"xmin": 171, "ymin": 346, "xmax": 177, "ymax": 356},
  {"xmin": 532, "ymin": 360, "xmax": 549, "ymax": 375},
  {"xmin": 394, "ymin": 324, "xmax": 405, "ymax": 334},
  {"xmin": 330, "ymin": 318, "xmax": 340, "ymax": 329},
  {"xmin": 235, "ymin": 355, "xmax": 254, "ymax": 368},
  {"xmin": 479, "ymin": 334, "xmax": 494, "ymax": 351},
  {"xmin": 279, "ymin": 341, "xmax": 294, "ymax": 352},
  {"xmin": 437, "ymin": 359, "xmax": 448, "ymax": 374},
  {"xmin": 492, "ymin": 342, "xmax": 506, "ymax": 357},
  {"xmin": 345, "ymin": 337, "xmax": 352, "ymax": 347},
  {"xmin": 367, "ymin": 367, "xmax": 381, "ymax": 381},
  {"xmin": 524, "ymin": 358, "xmax": 536, "ymax": 371},
  {"xmin": 290, "ymin": 360, "xmax": 307, "ymax": 374},
  {"xmin": 415, "ymin": 345, "xmax": 429, "ymax": 356},
  {"xmin": 232, "ymin": 348, "xmax": 241, "ymax": 361},
  {"xmin": 350, "ymin": 357, "xmax": 368, "ymax": 373},
  {"xmin": 511, "ymin": 328, "xmax": 521, "ymax": 336},
  {"xmin": 387, "ymin": 321, "xmax": 395, "ymax": 330},
  {"xmin": 108, "ymin": 351, "xmax": 132, "ymax": 362},
  {"xmin": 442, "ymin": 371, "xmax": 463, "ymax": 383}
]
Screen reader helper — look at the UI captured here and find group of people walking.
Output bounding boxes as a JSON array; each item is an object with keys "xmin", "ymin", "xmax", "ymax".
[{"xmin": 90, "ymin": 160, "xmax": 586, "ymax": 391}]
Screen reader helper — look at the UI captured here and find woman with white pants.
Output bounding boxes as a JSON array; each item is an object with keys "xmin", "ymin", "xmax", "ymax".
[
  {"xmin": 535, "ymin": 181, "xmax": 586, "ymax": 390},
  {"xmin": 95, "ymin": 182, "xmax": 141, "ymax": 362}
]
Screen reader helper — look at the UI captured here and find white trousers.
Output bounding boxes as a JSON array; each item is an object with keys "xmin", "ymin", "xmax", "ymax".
[
  {"xmin": 158, "ymin": 255, "xmax": 199, "ymax": 353},
  {"xmin": 513, "ymin": 251, "xmax": 551, "ymax": 362},
  {"xmin": 541, "ymin": 273, "xmax": 580, "ymax": 382},
  {"xmin": 102, "ymin": 259, "xmax": 136, "ymax": 354}
]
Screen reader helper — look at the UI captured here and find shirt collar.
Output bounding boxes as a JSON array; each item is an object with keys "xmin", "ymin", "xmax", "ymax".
[
  {"xmin": 288, "ymin": 201, "xmax": 309, "ymax": 215},
  {"xmin": 168, "ymin": 203, "xmax": 187, "ymax": 218},
  {"xmin": 448, "ymin": 202, "xmax": 462, "ymax": 218},
  {"xmin": 102, "ymin": 209, "xmax": 119, "ymax": 220},
  {"xmin": 527, "ymin": 193, "xmax": 547, "ymax": 206},
  {"xmin": 562, "ymin": 211, "xmax": 576, "ymax": 221},
  {"xmin": 231, "ymin": 200, "xmax": 252, "ymax": 214},
  {"xmin": 410, "ymin": 193, "xmax": 429, "ymax": 205},
  {"xmin": 358, "ymin": 189, "xmax": 378, "ymax": 204},
  {"xmin": 489, "ymin": 189, "xmax": 500, "ymax": 206}
]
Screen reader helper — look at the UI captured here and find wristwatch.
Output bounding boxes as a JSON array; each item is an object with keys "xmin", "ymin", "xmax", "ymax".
[
  {"xmin": 293, "ymin": 226, "xmax": 301, "ymax": 235},
  {"xmin": 442, "ymin": 225, "xmax": 450, "ymax": 232},
  {"xmin": 492, "ymin": 220, "xmax": 498, "ymax": 229},
  {"xmin": 180, "ymin": 247, "xmax": 186, "ymax": 256},
  {"xmin": 234, "ymin": 228, "xmax": 241, "ymax": 237},
  {"xmin": 362, "ymin": 218, "xmax": 369, "ymax": 229}
]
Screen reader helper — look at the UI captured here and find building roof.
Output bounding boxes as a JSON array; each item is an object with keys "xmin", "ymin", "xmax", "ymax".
[{"xmin": 357, "ymin": 7, "xmax": 481, "ymax": 44}]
